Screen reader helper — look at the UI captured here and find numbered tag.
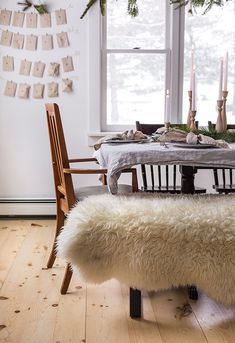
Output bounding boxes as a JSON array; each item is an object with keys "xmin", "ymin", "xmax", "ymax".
[
  {"xmin": 12, "ymin": 11, "xmax": 25, "ymax": 27},
  {"xmin": 62, "ymin": 79, "xmax": 73, "ymax": 93},
  {"xmin": 32, "ymin": 61, "xmax": 46, "ymax": 78},
  {"xmin": 25, "ymin": 34, "xmax": 38, "ymax": 51},
  {"xmin": 40, "ymin": 13, "xmax": 51, "ymax": 28},
  {"xmin": 48, "ymin": 63, "xmax": 60, "ymax": 77},
  {"xmin": 48, "ymin": 82, "xmax": 59, "ymax": 97},
  {"xmin": 42, "ymin": 34, "xmax": 53, "ymax": 50},
  {"xmin": 3, "ymin": 56, "xmax": 14, "ymax": 72},
  {"xmin": 19, "ymin": 59, "xmax": 32, "ymax": 76},
  {"xmin": 0, "ymin": 10, "xmax": 12, "ymax": 26},
  {"xmin": 0, "ymin": 30, "xmax": 13, "ymax": 47},
  {"xmin": 55, "ymin": 9, "xmax": 67, "ymax": 25},
  {"xmin": 57, "ymin": 32, "xmax": 69, "ymax": 48},
  {"xmin": 62, "ymin": 56, "xmax": 74, "ymax": 72},
  {"xmin": 12, "ymin": 33, "xmax": 24, "ymax": 49},
  {"xmin": 26, "ymin": 13, "xmax": 37, "ymax": 28},
  {"xmin": 18, "ymin": 84, "xmax": 30, "ymax": 99},
  {"xmin": 33, "ymin": 83, "xmax": 45, "ymax": 99},
  {"xmin": 4, "ymin": 81, "xmax": 17, "ymax": 97}
]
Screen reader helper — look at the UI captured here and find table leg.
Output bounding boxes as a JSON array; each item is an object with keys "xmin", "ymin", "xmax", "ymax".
[
  {"xmin": 180, "ymin": 165, "xmax": 197, "ymax": 194},
  {"xmin": 180, "ymin": 165, "xmax": 199, "ymax": 300},
  {"xmin": 130, "ymin": 288, "xmax": 142, "ymax": 318}
]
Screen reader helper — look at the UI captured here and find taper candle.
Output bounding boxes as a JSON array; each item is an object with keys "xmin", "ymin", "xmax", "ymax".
[
  {"xmin": 192, "ymin": 70, "xmax": 196, "ymax": 111},
  {"xmin": 223, "ymin": 51, "xmax": 228, "ymax": 91},
  {"xmin": 165, "ymin": 89, "xmax": 170, "ymax": 122},
  {"xmin": 189, "ymin": 49, "xmax": 195, "ymax": 91},
  {"xmin": 218, "ymin": 58, "xmax": 223, "ymax": 100}
]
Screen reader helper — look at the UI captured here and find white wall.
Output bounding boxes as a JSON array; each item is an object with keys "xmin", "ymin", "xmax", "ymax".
[{"xmin": 0, "ymin": 0, "xmax": 97, "ymax": 201}]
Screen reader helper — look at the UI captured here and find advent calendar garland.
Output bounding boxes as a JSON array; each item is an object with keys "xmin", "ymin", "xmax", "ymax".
[{"xmin": 0, "ymin": 5, "xmax": 75, "ymax": 99}]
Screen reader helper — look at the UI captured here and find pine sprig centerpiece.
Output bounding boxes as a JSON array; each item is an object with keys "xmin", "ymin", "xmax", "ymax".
[{"xmin": 172, "ymin": 124, "xmax": 235, "ymax": 143}]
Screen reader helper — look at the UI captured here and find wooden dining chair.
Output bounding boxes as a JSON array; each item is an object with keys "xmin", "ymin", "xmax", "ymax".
[
  {"xmin": 45, "ymin": 103, "xmax": 138, "ymax": 294},
  {"xmin": 136, "ymin": 121, "xmax": 206, "ymax": 194},
  {"xmin": 208, "ymin": 121, "xmax": 235, "ymax": 194}
]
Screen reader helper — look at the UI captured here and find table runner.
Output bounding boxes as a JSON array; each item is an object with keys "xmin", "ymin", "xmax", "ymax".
[{"xmin": 93, "ymin": 142, "xmax": 235, "ymax": 194}]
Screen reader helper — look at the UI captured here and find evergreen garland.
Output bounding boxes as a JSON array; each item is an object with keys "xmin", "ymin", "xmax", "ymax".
[
  {"xmin": 172, "ymin": 124, "xmax": 235, "ymax": 143},
  {"xmin": 80, "ymin": 0, "xmax": 231, "ymax": 19}
]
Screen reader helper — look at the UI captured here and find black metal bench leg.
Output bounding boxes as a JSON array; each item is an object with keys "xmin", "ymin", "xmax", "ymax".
[
  {"xmin": 130, "ymin": 288, "xmax": 142, "ymax": 318},
  {"xmin": 188, "ymin": 285, "xmax": 198, "ymax": 300}
]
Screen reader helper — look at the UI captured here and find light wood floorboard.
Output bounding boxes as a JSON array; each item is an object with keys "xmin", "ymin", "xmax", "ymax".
[{"xmin": 0, "ymin": 219, "xmax": 235, "ymax": 343}]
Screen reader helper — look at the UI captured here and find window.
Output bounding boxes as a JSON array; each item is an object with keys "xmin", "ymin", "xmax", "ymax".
[
  {"xmin": 183, "ymin": 2, "xmax": 235, "ymax": 126},
  {"xmin": 102, "ymin": 0, "xmax": 173, "ymax": 131},
  {"xmin": 90, "ymin": 0, "xmax": 234, "ymax": 133}
]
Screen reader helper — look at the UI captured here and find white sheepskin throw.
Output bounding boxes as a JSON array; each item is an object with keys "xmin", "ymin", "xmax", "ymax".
[{"xmin": 57, "ymin": 193, "xmax": 235, "ymax": 306}]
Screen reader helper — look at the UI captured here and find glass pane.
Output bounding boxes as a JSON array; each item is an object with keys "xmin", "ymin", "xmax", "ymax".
[
  {"xmin": 183, "ymin": 2, "xmax": 235, "ymax": 126},
  {"xmin": 107, "ymin": 0, "xmax": 166, "ymax": 49},
  {"xmin": 107, "ymin": 53, "xmax": 165, "ymax": 125}
]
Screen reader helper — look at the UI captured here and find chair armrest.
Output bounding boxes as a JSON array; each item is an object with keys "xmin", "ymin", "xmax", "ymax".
[
  {"xmin": 68, "ymin": 158, "xmax": 97, "ymax": 163},
  {"xmin": 63, "ymin": 168, "xmax": 107, "ymax": 175}
]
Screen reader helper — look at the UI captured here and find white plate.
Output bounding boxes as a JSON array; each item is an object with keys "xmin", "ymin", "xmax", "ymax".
[
  {"xmin": 172, "ymin": 143, "xmax": 217, "ymax": 149},
  {"xmin": 103, "ymin": 139, "xmax": 150, "ymax": 144}
]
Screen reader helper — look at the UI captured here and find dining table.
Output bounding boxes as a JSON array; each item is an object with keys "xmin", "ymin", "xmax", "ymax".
[
  {"xmin": 94, "ymin": 140, "xmax": 235, "ymax": 194},
  {"xmin": 93, "ymin": 140, "xmax": 235, "ymax": 317}
]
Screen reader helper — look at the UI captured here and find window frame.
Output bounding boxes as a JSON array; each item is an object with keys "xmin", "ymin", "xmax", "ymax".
[{"xmin": 88, "ymin": 1, "xmax": 185, "ymax": 134}]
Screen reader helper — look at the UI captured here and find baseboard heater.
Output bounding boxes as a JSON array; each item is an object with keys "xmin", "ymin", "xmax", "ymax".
[{"xmin": 0, "ymin": 198, "xmax": 56, "ymax": 216}]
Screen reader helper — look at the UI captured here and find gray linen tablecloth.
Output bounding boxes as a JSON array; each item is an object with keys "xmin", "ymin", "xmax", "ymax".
[{"xmin": 93, "ymin": 142, "xmax": 235, "ymax": 194}]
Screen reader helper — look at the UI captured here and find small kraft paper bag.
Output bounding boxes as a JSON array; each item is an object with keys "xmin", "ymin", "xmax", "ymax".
[
  {"xmin": 32, "ymin": 61, "xmax": 46, "ymax": 78},
  {"xmin": 55, "ymin": 9, "xmax": 67, "ymax": 25},
  {"xmin": 0, "ymin": 30, "xmax": 13, "ymax": 47},
  {"xmin": 12, "ymin": 11, "xmax": 25, "ymax": 27},
  {"xmin": 3, "ymin": 56, "xmax": 14, "ymax": 72},
  {"xmin": 40, "ymin": 13, "xmax": 51, "ymax": 28},
  {"xmin": 18, "ymin": 83, "xmax": 30, "ymax": 99},
  {"xmin": 62, "ymin": 56, "xmax": 74, "ymax": 72},
  {"xmin": 26, "ymin": 13, "xmax": 37, "ymax": 28},
  {"xmin": 48, "ymin": 63, "xmax": 60, "ymax": 77},
  {"xmin": 56, "ymin": 32, "xmax": 69, "ymax": 48},
  {"xmin": 19, "ymin": 59, "xmax": 32, "ymax": 76},
  {"xmin": 62, "ymin": 79, "xmax": 73, "ymax": 93},
  {"xmin": 42, "ymin": 34, "xmax": 53, "ymax": 50},
  {"xmin": 0, "ymin": 10, "xmax": 12, "ymax": 26},
  {"xmin": 25, "ymin": 34, "xmax": 38, "ymax": 51},
  {"xmin": 4, "ymin": 81, "xmax": 17, "ymax": 97},
  {"xmin": 33, "ymin": 83, "xmax": 44, "ymax": 99},
  {"xmin": 48, "ymin": 82, "xmax": 58, "ymax": 97},
  {"xmin": 12, "ymin": 32, "xmax": 24, "ymax": 49}
]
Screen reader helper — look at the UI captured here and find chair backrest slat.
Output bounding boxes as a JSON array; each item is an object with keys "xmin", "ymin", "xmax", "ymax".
[
  {"xmin": 45, "ymin": 103, "xmax": 76, "ymax": 211},
  {"xmin": 173, "ymin": 165, "xmax": 176, "ymax": 189},
  {"xmin": 166, "ymin": 165, "xmax": 169, "ymax": 190},
  {"xmin": 150, "ymin": 165, "xmax": 154, "ymax": 188}
]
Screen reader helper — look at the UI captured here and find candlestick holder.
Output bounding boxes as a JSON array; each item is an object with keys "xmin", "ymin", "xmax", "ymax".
[
  {"xmin": 190, "ymin": 110, "xmax": 197, "ymax": 132},
  {"xmin": 215, "ymin": 100, "xmax": 224, "ymax": 133},
  {"xmin": 164, "ymin": 122, "xmax": 171, "ymax": 132},
  {"xmin": 222, "ymin": 90, "xmax": 228, "ymax": 131},
  {"xmin": 187, "ymin": 90, "xmax": 192, "ymax": 128}
]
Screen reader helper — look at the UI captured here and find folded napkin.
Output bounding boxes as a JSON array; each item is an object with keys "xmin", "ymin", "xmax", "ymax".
[
  {"xmin": 186, "ymin": 132, "xmax": 231, "ymax": 149},
  {"xmin": 158, "ymin": 128, "xmax": 187, "ymax": 143},
  {"xmin": 94, "ymin": 130, "xmax": 147, "ymax": 150}
]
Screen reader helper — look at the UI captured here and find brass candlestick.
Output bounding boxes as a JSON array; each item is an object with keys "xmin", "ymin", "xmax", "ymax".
[
  {"xmin": 187, "ymin": 90, "xmax": 192, "ymax": 128},
  {"xmin": 222, "ymin": 90, "xmax": 228, "ymax": 132},
  {"xmin": 215, "ymin": 100, "xmax": 224, "ymax": 133},
  {"xmin": 190, "ymin": 110, "xmax": 197, "ymax": 132}
]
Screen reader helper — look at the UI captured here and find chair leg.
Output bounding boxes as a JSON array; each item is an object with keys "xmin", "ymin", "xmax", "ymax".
[
  {"xmin": 130, "ymin": 288, "xmax": 142, "ymax": 318},
  {"xmin": 131, "ymin": 169, "xmax": 139, "ymax": 192},
  {"xmin": 60, "ymin": 263, "xmax": 73, "ymax": 295},
  {"xmin": 47, "ymin": 207, "xmax": 64, "ymax": 268},
  {"xmin": 188, "ymin": 285, "xmax": 198, "ymax": 300}
]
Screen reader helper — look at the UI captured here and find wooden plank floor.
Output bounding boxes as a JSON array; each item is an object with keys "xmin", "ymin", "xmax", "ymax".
[{"xmin": 1, "ymin": 219, "xmax": 235, "ymax": 343}]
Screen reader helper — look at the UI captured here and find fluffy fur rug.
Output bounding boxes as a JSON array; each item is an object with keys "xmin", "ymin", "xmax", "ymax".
[{"xmin": 57, "ymin": 193, "xmax": 235, "ymax": 306}]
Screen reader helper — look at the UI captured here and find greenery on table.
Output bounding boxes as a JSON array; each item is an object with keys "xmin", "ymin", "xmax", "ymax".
[
  {"xmin": 81, "ymin": 0, "xmax": 231, "ymax": 19},
  {"xmin": 172, "ymin": 124, "xmax": 235, "ymax": 142}
]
